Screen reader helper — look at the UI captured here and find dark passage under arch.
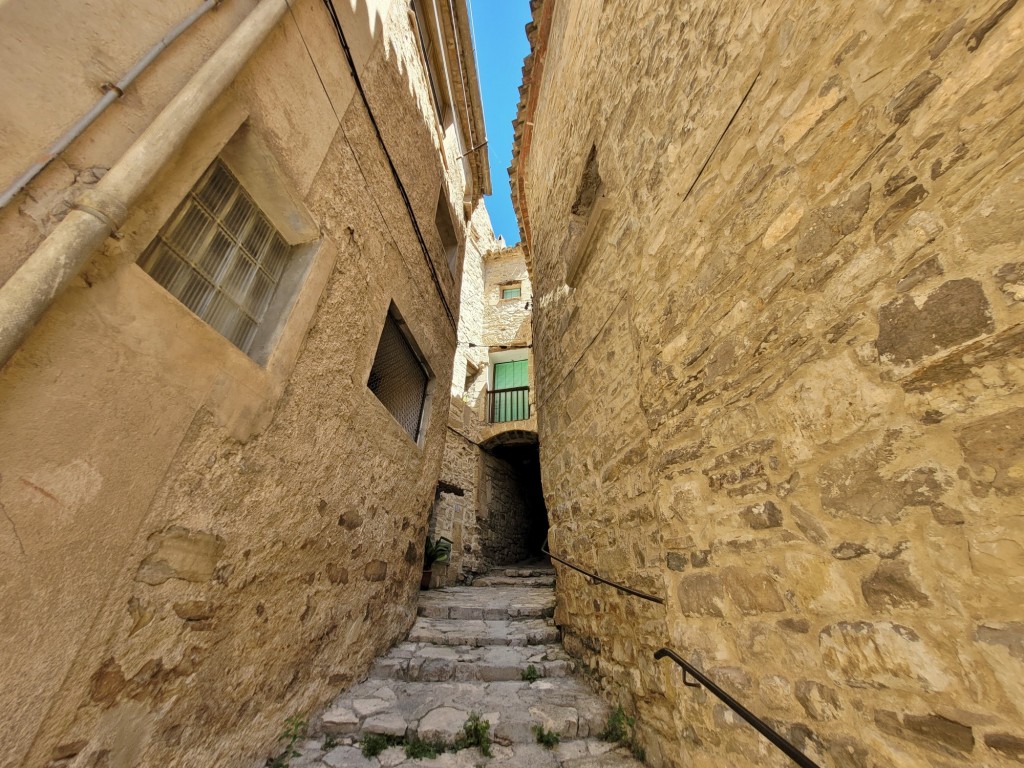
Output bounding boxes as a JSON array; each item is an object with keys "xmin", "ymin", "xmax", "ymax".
[{"xmin": 479, "ymin": 435, "xmax": 548, "ymax": 566}]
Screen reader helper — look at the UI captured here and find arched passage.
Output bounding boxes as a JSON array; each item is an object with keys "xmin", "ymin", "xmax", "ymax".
[{"xmin": 475, "ymin": 430, "xmax": 548, "ymax": 567}]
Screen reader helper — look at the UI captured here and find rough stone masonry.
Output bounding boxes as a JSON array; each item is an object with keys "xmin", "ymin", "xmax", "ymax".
[{"xmin": 513, "ymin": 1, "xmax": 1024, "ymax": 767}]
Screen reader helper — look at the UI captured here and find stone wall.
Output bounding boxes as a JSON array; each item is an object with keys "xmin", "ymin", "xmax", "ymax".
[
  {"xmin": 0, "ymin": 1, "xmax": 493, "ymax": 765},
  {"xmin": 480, "ymin": 451, "xmax": 540, "ymax": 567},
  {"xmin": 483, "ymin": 246, "xmax": 533, "ymax": 349},
  {"xmin": 433, "ymin": 428, "xmax": 484, "ymax": 585},
  {"xmin": 515, "ymin": 1, "xmax": 1024, "ymax": 767}
]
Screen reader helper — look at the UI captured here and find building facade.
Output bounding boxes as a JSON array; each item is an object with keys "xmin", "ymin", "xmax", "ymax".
[
  {"xmin": 513, "ymin": 1, "xmax": 1024, "ymax": 767},
  {"xmin": 0, "ymin": 0, "xmax": 492, "ymax": 765},
  {"xmin": 433, "ymin": 243, "xmax": 545, "ymax": 586}
]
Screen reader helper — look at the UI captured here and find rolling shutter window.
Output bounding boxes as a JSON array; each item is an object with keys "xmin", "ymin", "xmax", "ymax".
[{"xmin": 368, "ymin": 312, "xmax": 430, "ymax": 441}]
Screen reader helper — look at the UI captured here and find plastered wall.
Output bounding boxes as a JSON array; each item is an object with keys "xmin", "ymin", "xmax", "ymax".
[{"xmin": 0, "ymin": 0, "xmax": 491, "ymax": 765}]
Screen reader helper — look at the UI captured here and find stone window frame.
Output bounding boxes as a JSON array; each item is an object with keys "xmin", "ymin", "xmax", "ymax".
[
  {"xmin": 565, "ymin": 144, "xmax": 610, "ymax": 288},
  {"xmin": 133, "ymin": 126, "xmax": 322, "ymax": 367},
  {"xmin": 499, "ymin": 281, "xmax": 522, "ymax": 301},
  {"xmin": 435, "ymin": 189, "xmax": 462, "ymax": 276}
]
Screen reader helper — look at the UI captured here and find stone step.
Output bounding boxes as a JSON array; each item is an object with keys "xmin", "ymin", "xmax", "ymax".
[
  {"xmin": 500, "ymin": 567, "xmax": 556, "ymax": 578},
  {"xmin": 370, "ymin": 641, "xmax": 575, "ymax": 682},
  {"xmin": 301, "ymin": 740, "xmax": 641, "ymax": 768},
  {"xmin": 291, "ymin": 738, "xmax": 640, "ymax": 768},
  {"xmin": 408, "ymin": 617, "xmax": 559, "ymax": 647},
  {"xmin": 320, "ymin": 677, "xmax": 613, "ymax": 745},
  {"xmin": 417, "ymin": 586, "xmax": 554, "ymax": 620},
  {"xmin": 471, "ymin": 575, "xmax": 556, "ymax": 588}
]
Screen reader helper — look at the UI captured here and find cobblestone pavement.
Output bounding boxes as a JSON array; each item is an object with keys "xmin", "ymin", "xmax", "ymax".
[{"xmin": 280, "ymin": 565, "xmax": 644, "ymax": 768}]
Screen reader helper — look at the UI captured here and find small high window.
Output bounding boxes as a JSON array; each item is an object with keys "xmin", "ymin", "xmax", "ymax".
[
  {"xmin": 368, "ymin": 309, "xmax": 431, "ymax": 442},
  {"xmin": 137, "ymin": 159, "xmax": 291, "ymax": 356},
  {"xmin": 411, "ymin": 0, "xmax": 451, "ymax": 126},
  {"xmin": 435, "ymin": 192, "xmax": 460, "ymax": 274},
  {"xmin": 571, "ymin": 145, "xmax": 603, "ymax": 217},
  {"xmin": 501, "ymin": 283, "xmax": 522, "ymax": 300}
]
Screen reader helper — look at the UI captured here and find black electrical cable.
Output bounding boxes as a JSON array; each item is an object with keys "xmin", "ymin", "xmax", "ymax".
[{"xmin": 321, "ymin": 0, "xmax": 457, "ymax": 331}]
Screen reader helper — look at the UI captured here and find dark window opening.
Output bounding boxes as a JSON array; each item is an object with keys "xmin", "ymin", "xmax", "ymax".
[
  {"xmin": 435, "ymin": 192, "xmax": 460, "ymax": 274},
  {"xmin": 368, "ymin": 310, "xmax": 430, "ymax": 442},
  {"xmin": 571, "ymin": 145, "xmax": 602, "ymax": 218}
]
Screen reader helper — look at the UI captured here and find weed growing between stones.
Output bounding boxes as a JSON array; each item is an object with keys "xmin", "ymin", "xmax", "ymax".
[
  {"xmin": 404, "ymin": 736, "xmax": 449, "ymax": 759},
  {"xmin": 521, "ymin": 664, "xmax": 540, "ymax": 682},
  {"xmin": 265, "ymin": 715, "xmax": 306, "ymax": 768},
  {"xmin": 361, "ymin": 734, "xmax": 401, "ymax": 758},
  {"xmin": 358, "ymin": 713, "xmax": 492, "ymax": 760},
  {"xmin": 600, "ymin": 706, "xmax": 645, "ymax": 761},
  {"xmin": 323, "ymin": 735, "xmax": 338, "ymax": 751},
  {"xmin": 600, "ymin": 706, "xmax": 631, "ymax": 742},
  {"xmin": 454, "ymin": 712, "xmax": 493, "ymax": 756},
  {"xmin": 532, "ymin": 724, "xmax": 561, "ymax": 748}
]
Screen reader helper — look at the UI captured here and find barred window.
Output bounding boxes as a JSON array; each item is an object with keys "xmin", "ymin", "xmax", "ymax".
[
  {"xmin": 137, "ymin": 159, "xmax": 290, "ymax": 356},
  {"xmin": 368, "ymin": 310, "xmax": 430, "ymax": 442}
]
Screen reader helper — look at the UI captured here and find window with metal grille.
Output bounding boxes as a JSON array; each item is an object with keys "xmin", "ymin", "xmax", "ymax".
[
  {"xmin": 137, "ymin": 159, "xmax": 291, "ymax": 356},
  {"xmin": 368, "ymin": 311, "xmax": 430, "ymax": 442}
]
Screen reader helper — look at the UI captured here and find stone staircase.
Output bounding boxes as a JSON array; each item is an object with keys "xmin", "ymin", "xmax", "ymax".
[{"xmin": 283, "ymin": 565, "xmax": 644, "ymax": 768}]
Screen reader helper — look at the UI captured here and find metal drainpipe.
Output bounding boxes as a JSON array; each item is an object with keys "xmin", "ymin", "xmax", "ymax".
[
  {"xmin": 0, "ymin": 0, "xmax": 222, "ymax": 211},
  {"xmin": 0, "ymin": 0, "xmax": 289, "ymax": 369}
]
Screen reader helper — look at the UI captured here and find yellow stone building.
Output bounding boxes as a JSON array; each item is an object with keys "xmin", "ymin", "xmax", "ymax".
[
  {"xmin": 4, "ymin": 0, "xmax": 1024, "ymax": 766},
  {"xmin": 512, "ymin": 1, "xmax": 1024, "ymax": 766},
  {"xmin": 0, "ymin": 0, "xmax": 493, "ymax": 764}
]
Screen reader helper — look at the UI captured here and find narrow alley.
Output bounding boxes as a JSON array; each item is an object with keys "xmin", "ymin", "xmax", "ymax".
[
  {"xmin": 285, "ymin": 564, "xmax": 643, "ymax": 768},
  {"xmin": 1, "ymin": 1, "xmax": 1022, "ymax": 767}
]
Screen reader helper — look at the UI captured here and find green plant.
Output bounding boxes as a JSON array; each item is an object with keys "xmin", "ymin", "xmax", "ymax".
[
  {"xmin": 532, "ymin": 724, "xmax": 560, "ymax": 749},
  {"xmin": 521, "ymin": 664, "xmax": 540, "ymax": 682},
  {"xmin": 360, "ymin": 734, "xmax": 391, "ymax": 758},
  {"xmin": 265, "ymin": 715, "xmax": 306, "ymax": 768},
  {"xmin": 404, "ymin": 735, "xmax": 448, "ymax": 759},
  {"xmin": 323, "ymin": 735, "xmax": 338, "ymax": 750},
  {"xmin": 630, "ymin": 741, "xmax": 646, "ymax": 762},
  {"xmin": 424, "ymin": 536, "xmax": 453, "ymax": 567},
  {"xmin": 600, "ymin": 706, "xmax": 644, "ymax": 762},
  {"xmin": 600, "ymin": 706, "xmax": 633, "ymax": 743},
  {"xmin": 454, "ymin": 712, "xmax": 492, "ymax": 757}
]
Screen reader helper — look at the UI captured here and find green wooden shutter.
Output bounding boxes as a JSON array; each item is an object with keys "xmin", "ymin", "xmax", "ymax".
[{"xmin": 512, "ymin": 359, "xmax": 528, "ymax": 387}]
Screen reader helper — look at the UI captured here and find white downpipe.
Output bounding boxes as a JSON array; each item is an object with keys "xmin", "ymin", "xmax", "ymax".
[{"xmin": 0, "ymin": 0, "xmax": 289, "ymax": 369}]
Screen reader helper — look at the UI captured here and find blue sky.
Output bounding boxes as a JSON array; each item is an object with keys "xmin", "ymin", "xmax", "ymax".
[{"xmin": 468, "ymin": 0, "xmax": 532, "ymax": 245}]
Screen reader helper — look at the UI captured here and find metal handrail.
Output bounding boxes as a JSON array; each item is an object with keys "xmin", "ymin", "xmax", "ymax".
[
  {"xmin": 541, "ymin": 541, "xmax": 664, "ymax": 603},
  {"xmin": 543, "ymin": 542, "xmax": 821, "ymax": 768},
  {"xmin": 487, "ymin": 385, "xmax": 531, "ymax": 423},
  {"xmin": 654, "ymin": 648, "xmax": 821, "ymax": 768}
]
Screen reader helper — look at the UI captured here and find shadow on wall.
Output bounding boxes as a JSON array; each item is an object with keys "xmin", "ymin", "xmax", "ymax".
[{"xmin": 481, "ymin": 440, "xmax": 548, "ymax": 566}]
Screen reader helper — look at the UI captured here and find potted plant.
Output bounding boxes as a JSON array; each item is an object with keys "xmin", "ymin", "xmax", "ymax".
[{"xmin": 422, "ymin": 535, "xmax": 452, "ymax": 589}]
